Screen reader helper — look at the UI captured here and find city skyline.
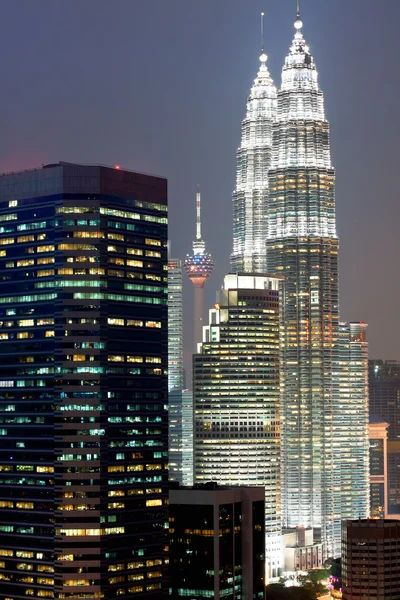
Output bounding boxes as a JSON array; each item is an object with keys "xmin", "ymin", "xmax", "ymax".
[{"xmin": 0, "ymin": 1, "xmax": 397, "ymax": 361}]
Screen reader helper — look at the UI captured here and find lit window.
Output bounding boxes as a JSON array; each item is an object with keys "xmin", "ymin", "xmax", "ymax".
[
  {"xmin": 37, "ymin": 245, "xmax": 54, "ymax": 253},
  {"xmin": 127, "ymin": 248, "xmax": 143, "ymax": 256},
  {"xmin": 37, "ymin": 257, "xmax": 54, "ymax": 265},
  {"xmin": 127, "ymin": 320, "xmax": 143, "ymax": 327},
  {"xmin": 17, "ymin": 259, "xmax": 34, "ymax": 267},
  {"xmin": 107, "ymin": 318, "xmax": 124, "ymax": 326},
  {"xmin": 145, "ymin": 321, "xmax": 161, "ymax": 328},
  {"xmin": 127, "ymin": 356, "xmax": 143, "ymax": 363},
  {"xmin": 18, "ymin": 319, "xmax": 34, "ymax": 327},
  {"xmin": 45, "ymin": 330, "xmax": 55, "ymax": 338}
]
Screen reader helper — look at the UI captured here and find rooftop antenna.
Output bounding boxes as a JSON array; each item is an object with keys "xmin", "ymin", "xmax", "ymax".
[
  {"xmin": 297, "ymin": 0, "xmax": 300, "ymax": 18},
  {"xmin": 261, "ymin": 12, "xmax": 265, "ymax": 53}
]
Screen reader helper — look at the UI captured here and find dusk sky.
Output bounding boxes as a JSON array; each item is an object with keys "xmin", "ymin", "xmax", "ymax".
[{"xmin": 0, "ymin": 0, "xmax": 398, "ymax": 359}]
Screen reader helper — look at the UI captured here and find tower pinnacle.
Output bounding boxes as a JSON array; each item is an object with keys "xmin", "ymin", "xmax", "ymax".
[
  {"xmin": 295, "ymin": 0, "xmax": 303, "ymax": 30},
  {"xmin": 196, "ymin": 185, "xmax": 201, "ymax": 242}
]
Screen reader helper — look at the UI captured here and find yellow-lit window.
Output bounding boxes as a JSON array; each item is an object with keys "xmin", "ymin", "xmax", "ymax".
[
  {"xmin": 145, "ymin": 250, "xmax": 161, "ymax": 258},
  {"xmin": 37, "ymin": 245, "xmax": 55, "ymax": 253},
  {"xmin": 145, "ymin": 238, "xmax": 161, "ymax": 247},
  {"xmin": 108, "ymin": 355, "xmax": 124, "ymax": 362},
  {"xmin": 0, "ymin": 501, "xmax": 13, "ymax": 508},
  {"xmin": 17, "ymin": 235, "xmax": 34, "ymax": 243},
  {"xmin": 109, "ymin": 257, "xmax": 125, "ymax": 265},
  {"xmin": 108, "ymin": 233, "xmax": 124, "ymax": 241},
  {"xmin": 17, "ymin": 259, "xmax": 34, "ymax": 267},
  {"xmin": 73, "ymin": 231, "xmax": 104, "ymax": 239},
  {"xmin": 0, "ymin": 549, "xmax": 13, "ymax": 556},
  {"xmin": 127, "ymin": 356, "xmax": 143, "ymax": 363},
  {"xmin": 147, "ymin": 571, "xmax": 162, "ymax": 578},
  {"xmin": 37, "ymin": 466, "xmax": 54, "ymax": 473},
  {"xmin": 126, "ymin": 260, "xmax": 143, "ymax": 268},
  {"xmin": 108, "ymin": 466, "xmax": 125, "ymax": 473},
  {"xmin": 9, "ymin": 200, "xmax": 18, "ymax": 207},
  {"xmin": 89, "ymin": 268, "xmax": 104, "ymax": 275},
  {"xmin": 58, "ymin": 268, "xmax": 73, "ymax": 275},
  {"xmin": 0, "ymin": 333, "xmax": 9, "ymax": 340},
  {"xmin": 37, "ymin": 269, "xmax": 54, "ymax": 277},
  {"xmin": 0, "ymin": 238, "xmax": 14, "ymax": 245},
  {"xmin": 107, "ymin": 318, "xmax": 124, "ymax": 326},
  {"xmin": 37, "ymin": 318, "xmax": 54, "ymax": 326},
  {"xmin": 37, "ymin": 257, "xmax": 54, "ymax": 265},
  {"xmin": 145, "ymin": 321, "xmax": 161, "ymax": 328},
  {"xmin": 146, "ymin": 357, "xmax": 161, "ymax": 364},
  {"xmin": 17, "ymin": 332, "xmax": 30, "ymax": 339},
  {"xmin": 45, "ymin": 330, "xmax": 55, "ymax": 338},
  {"xmin": 0, "ymin": 250, "xmax": 6, "ymax": 256},
  {"xmin": 127, "ymin": 465, "xmax": 143, "ymax": 472},
  {"xmin": 37, "ymin": 233, "xmax": 47, "ymax": 241},
  {"xmin": 58, "ymin": 243, "xmax": 96, "ymax": 251},
  {"xmin": 17, "ymin": 319, "xmax": 34, "ymax": 327},
  {"xmin": 127, "ymin": 249, "xmax": 143, "ymax": 256},
  {"xmin": 72, "ymin": 355, "xmax": 86, "ymax": 362},
  {"xmin": 127, "ymin": 320, "xmax": 143, "ymax": 327},
  {"xmin": 16, "ymin": 502, "xmax": 34, "ymax": 509},
  {"xmin": 146, "ymin": 464, "xmax": 162, "ymax": 471},
  {"xmin": 108, "ymin": 269, "xmax": 124, "ymax": 277}
]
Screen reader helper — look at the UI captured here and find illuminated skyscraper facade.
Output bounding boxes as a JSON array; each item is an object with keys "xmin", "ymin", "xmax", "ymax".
[
  {"xmin": 168, "ymin": 258, "xmax": 193, "ymax": 486},
  {"xmin": 266, "ymin": 12, "xmax": 340, "ymax": 554},
  {"xmin": 334, "ymin": 322, "xmax": 370, "ymax": 554},
  {"xmin": 168, "ymin": 258, "xmax": 183, "ymax": 392},
  {"xmin": 369, "ymin": 360, "xmax": 400, "ymax": 515},
  {"xmin": 231, "ymin": 41, "xmax": 277, "ymax": 273},
  {"xmin": 184, "ymin": 188, "xmax": 214, "ymax": 351},
  {"xmin": 194, "ymin": 273, "xmax": 283, "ymax": 579},
  {"xmin": 0, "ymin": 163, "xmax": 168, "ymax": 599}
]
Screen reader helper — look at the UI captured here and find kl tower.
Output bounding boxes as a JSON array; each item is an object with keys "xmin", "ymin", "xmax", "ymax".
[{"xmin": 184, "ymin": 187, "xmax": 214, "ymax": 352}]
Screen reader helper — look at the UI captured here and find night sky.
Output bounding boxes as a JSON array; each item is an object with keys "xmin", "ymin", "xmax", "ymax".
[{"xmin": 0, "ymin": 0, "xmax": 398, "ymax": 361}]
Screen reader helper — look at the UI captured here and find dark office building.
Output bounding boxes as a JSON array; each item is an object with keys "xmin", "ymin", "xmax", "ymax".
[
  {"xmin": 369, "ymin": 360, "xmax": 400, "ymax": 514},
  {"xmin": 169, "ymin": 484, "xmax": 265, "ymax": 600},
  {"xmin": 0, "ymin": 163, "xmax": 168, "ymax": 599},
  {"xmin": 342, "ymin": 519, "xmax": 400, "ymax": 599}
]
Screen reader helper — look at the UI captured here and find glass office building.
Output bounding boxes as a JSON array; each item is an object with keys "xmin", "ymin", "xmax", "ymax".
[
  {"xmin": 334, "ymin": 322, "xmax": 370, "ymax": 554},
  {"xmin": 169, "ymin": 484, "xmax": 265, "ymax": 600},
  {"xmin": 369, "ymin": 360, "xmax": 400, "ymax": 515},
  {"xmin": 193, "ymin": 273, "xmax": 282, "ymax": 579},
  {"xmin": 168, "ymin": 259, "xmax": 183, "ymax": 393},
  {"xmin": 0, "ymin": 163, "xmax": 168, "ymax": 599}
]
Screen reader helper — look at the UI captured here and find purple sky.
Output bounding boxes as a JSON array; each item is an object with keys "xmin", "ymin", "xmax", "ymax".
[{"xmin": 1, "ymin": 0, "xmax": 398, "ymax": 360}]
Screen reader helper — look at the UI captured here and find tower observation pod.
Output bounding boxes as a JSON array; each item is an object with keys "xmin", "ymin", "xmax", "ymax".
[{"xmin": 184, "ymin": 187, "xmax": 214, "ymax": 352}]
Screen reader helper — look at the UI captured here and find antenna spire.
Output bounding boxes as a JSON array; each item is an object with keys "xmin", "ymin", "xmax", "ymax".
[
  {"xmin": 297, "ymin": 0, "xmax": 300, "ymax": 18},
  {"xmin": 261, "ymin": 12, "xmax": 265, "ymax": 53},
  {"xmin": 196, "ymin": 185, "xmax": 201, "ymax": 241}
]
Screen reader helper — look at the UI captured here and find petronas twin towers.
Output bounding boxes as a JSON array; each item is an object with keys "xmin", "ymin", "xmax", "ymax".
[{"xmin": 230, "ymin": 9, "xmax": 369, "ymax": 558}]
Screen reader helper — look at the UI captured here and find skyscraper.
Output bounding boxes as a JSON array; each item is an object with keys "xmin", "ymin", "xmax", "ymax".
[
  {"xmin": 168, "ymin": 258, "xmax": 184, "ymax": 392},
  {"xmin": 334, "ymin": 322, "xmax": 370, "ymax": 550},
  {"xmin": 168, "ymin": 258, "xmax": 193, "ymax": 486},
  {"xmin": 369, "ymin": 418, "xmax": 389, "ymax": 519},
  {"xmin": 266, "ymin": 9, "xmax": 343, "ymax": 555},
  {"xmin": 231, "ymin": 17, "xmax": 277, "ymax": 273},
  {"xmin": 169, "ymin": 483, "xmax": 265, "ymax": 600},
  {"xmin": 184, "ymin": 188, "xmax": 214, "ymax": 351},
  {"xmin": 369, "ymin": 360, "xmax": 400, "ymax": 515},
  {"xmin": 0, "ymin": 163, "xmax": 168, "ymax": 599},
  {"xmin": 194, "ymin": 273, "xmax": 283, "ymax": 579}
]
